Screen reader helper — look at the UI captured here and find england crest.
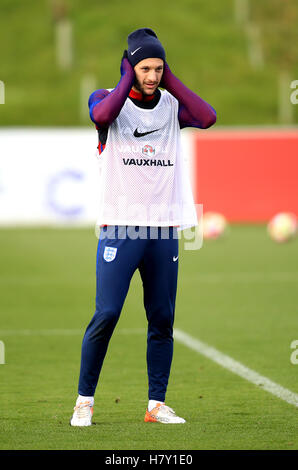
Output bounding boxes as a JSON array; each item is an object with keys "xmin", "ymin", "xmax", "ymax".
[{"xmin": 103, "ymin": 246, "xmax": 117, "ymax": 262}]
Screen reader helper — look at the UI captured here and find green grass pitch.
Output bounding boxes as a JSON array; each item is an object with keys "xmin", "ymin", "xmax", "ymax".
[{"xmin": 0, "ymin": 225, "xmax": 297, "ymax": 450}]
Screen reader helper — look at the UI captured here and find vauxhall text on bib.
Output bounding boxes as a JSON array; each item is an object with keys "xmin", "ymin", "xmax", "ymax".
[{"xmin": 96, "ymin": 90, "xmax": 198, "ymax": 229}]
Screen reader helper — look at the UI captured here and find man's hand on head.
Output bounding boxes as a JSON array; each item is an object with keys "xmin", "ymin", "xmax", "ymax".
[{"xmin": 121, "ymin": 50, "xmax": 135, "ymax": 79}]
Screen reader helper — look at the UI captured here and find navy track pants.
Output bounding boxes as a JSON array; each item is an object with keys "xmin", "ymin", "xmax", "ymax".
[{"xmin": 78, "ymin": 226, "xmax": 179, "ymax": 402}]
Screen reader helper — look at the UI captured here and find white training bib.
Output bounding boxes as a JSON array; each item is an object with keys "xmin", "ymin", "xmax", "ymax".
[{"xmin": 96, "ymin": 89, "xmax": 198, "ymax": 229}]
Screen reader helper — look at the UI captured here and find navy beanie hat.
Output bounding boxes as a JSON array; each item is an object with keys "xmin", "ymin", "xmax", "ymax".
[{"xmin": 127, "ymin": 28, "xmax": 166, "ymax": 67}]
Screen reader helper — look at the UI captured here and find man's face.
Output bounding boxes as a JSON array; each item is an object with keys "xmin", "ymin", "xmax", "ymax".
[{"xmin": 133, "ymin": 58, "xmax": 164, "ymax": 95}]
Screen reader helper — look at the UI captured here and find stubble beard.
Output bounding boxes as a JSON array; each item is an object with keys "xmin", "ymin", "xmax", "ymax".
[{"xmin": 133, "ymin": 78, "xmax": 158, "ymax": 96}]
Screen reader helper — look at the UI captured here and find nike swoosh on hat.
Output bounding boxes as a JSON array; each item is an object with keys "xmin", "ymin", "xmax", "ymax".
[{"xmin": 131, "ymin": 47, "xmax": 142, "ymax": 55}]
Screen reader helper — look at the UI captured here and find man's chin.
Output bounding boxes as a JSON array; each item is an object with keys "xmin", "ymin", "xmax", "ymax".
[{"xmin": 142, "ymin": 86, "xmax": 158, "ymax": 95}]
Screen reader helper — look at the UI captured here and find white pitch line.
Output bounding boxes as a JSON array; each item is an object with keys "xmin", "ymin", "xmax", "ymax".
[
  {"xmin": 0, "ymin": 329, "xmax": 84, "ymax": 336},
  {"xmin": 1, "ymin": 272, "xmax": 297, "ymax": 286},
  {"xmin": 181, "ymin": 272, "xmax": 298, "ymax": 283},
  {"xmin": 174, "ymin": 329, "xmax": 298, "ymax": 408},
  {"xmin": 0, "ymin": 328, "xmax": 146, "ymax": 336},
  {"xmin": 2, "ymin": 327, "xmax": 298, "ymax": 408}
]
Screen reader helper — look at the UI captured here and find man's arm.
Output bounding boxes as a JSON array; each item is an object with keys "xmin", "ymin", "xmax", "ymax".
[
  {"xmin": 162, "ymin": 63, "xmax": 217, "ymax": 129},
  {"xmin": 89, "ymin": 55, "xmax": 135, "ymax": 127}
]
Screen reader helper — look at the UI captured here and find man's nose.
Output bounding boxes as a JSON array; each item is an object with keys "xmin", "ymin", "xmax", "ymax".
[{"xmin": 148, "ymin": 70, "xmax": 158, "ymax": 82}]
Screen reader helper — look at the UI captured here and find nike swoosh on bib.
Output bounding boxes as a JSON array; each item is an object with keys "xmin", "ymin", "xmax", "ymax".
[{"xmin": 134, "ymin": 128, "xmax": 160, "ymax": 138}]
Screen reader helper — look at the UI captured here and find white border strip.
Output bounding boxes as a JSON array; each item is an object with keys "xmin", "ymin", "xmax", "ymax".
[{"xmin": 174, "ymin": 329, "xmax": 298, "ymax": 408}]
